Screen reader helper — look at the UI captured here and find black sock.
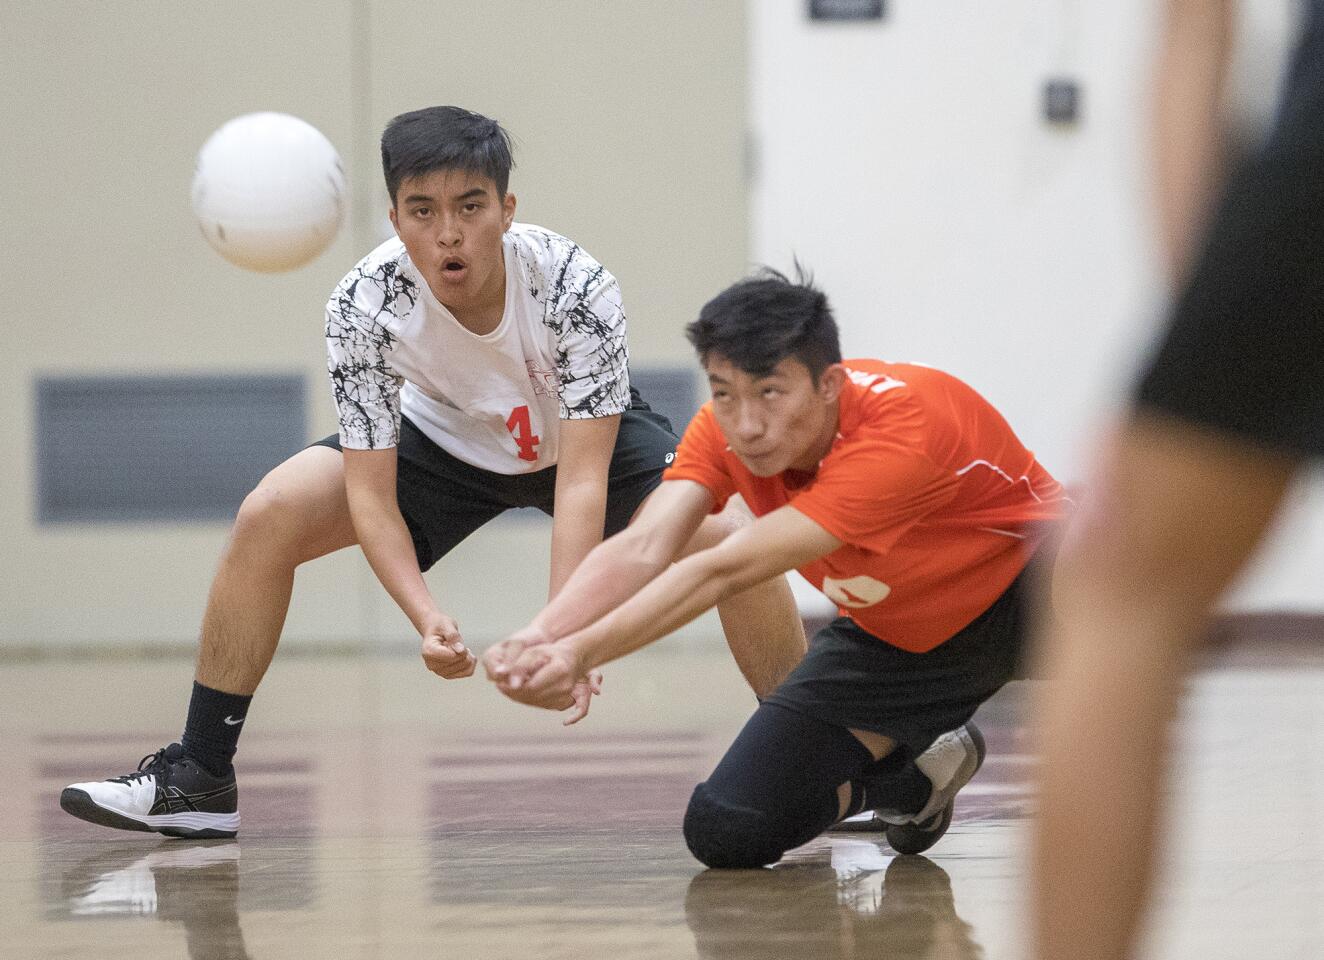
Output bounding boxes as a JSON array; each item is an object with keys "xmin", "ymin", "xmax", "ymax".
[
  {"xmin": 858, "ymin": 752, "xmax": 932, "ymax": 817},
  {"xmin": 180, "ymin": 681, "xmax": 252, "ymax": 777},
  {"xmin": 843, "ymin": 781, "xmax": 869, "ymax": 818}
]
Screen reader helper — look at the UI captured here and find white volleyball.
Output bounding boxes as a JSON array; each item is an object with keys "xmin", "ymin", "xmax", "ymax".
[{"xmin": 191, "ymin": 112, "xmax": 346, "ymax": 273}]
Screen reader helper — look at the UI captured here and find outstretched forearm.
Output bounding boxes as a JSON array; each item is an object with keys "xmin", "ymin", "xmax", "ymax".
[
  {"xmin": 563, "ymin": 543, "xmax": 774, "ymax": 671},
  {"xmin": 557, "ymin": 504, "xmax": 839, "ymax": 669},
  {"xmin": 342, "ymin": 447, "xmax": 445, "ymax": 635},
  {"xmin": 546, "ymin": 476, "xmax": 609, "ymax": 601},
  {"xmin": 493, "ymin": 502, "xmax": 839, "ymax": 711},
  {"xmin": 530, "ymin": 524, "xmax": 679, "ymax": 642},
  {"xmin": 348, "ymin": 491, "xmax": 438, "ymax": 633},
  {"xmin": 546, "ymin": 414, "xmax": 620, "ymax": 600},
  {"xmin": 526, "ymin": 479, "xmax": 713, "ymax": 643}
]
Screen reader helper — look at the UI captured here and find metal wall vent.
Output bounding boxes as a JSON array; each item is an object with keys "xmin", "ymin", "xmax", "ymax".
[{"xmin": 35, "ymin": 374, "xmax": 306, "ymax": 523}]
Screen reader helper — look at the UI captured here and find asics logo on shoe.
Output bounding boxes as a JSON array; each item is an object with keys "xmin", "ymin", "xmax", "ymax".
[
  {"xmin": 150, "ymin": 783, "xmax": 238, "ymax": 816},
  {"xmin": 223, "ymin": 715, "xmax": 245, "ymax": 726}
]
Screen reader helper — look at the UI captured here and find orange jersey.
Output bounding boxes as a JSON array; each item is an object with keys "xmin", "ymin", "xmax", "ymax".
[{"xmin": 665, "ymin": 359, "xmax": 1067, "ymax": 652}]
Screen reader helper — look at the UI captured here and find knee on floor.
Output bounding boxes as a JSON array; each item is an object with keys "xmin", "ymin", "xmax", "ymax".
[{"xmin": 683, "ymin": 782, "xmax": 786, "ymax": 869}]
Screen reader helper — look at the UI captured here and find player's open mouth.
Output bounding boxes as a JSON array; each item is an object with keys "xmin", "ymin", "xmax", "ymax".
[{"xmin": 440, "ymin": 257, "xmax": 468, "ymax": 281}]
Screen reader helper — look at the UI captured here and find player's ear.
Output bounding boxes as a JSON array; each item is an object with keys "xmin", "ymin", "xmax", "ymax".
[
  {"xmin": 388, "ymin": 205, "xmax": 400, "ymax": 237},
  {"xmin": 818, "ymin": 364, "xmax": 847, "ymax": 402},
  {"xmin": 501, "ymin": 191, "xmax": 516, "ymax": 231}
]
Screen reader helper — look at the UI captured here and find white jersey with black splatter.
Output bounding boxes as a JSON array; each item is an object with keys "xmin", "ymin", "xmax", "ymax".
[{"xmin": 324, "ymin": 223, "xmax": 630, "ymax": 473}]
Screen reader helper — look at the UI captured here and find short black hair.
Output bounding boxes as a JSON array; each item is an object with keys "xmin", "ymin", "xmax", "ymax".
[
  {"xmin": 380, "ymin": 106, "xmax": 514, "ymax": 205},
  {"xmin": 686, "ymin": 266, "xmax": 842, "ymax": 381}
]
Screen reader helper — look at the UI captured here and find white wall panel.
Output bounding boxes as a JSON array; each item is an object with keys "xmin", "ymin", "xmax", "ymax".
[
  {"xmin": 1, "ymin": 1, "xmax": 747, "ymax": 648},
  {"xmin": 748, "ymin": 0, "xmax": 1319, "ymax": 612}
]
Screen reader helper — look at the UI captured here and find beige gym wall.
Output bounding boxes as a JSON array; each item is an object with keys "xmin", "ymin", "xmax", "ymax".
[{"xmin": 0, "ymin": 1, "xmax": 746, "ymax": 650}]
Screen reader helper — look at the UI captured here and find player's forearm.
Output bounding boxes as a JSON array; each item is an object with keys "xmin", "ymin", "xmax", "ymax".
[
  {"xmin": 547, "ymin": 477, "xmax": 609, "ymax": 600},
  {"xmin": 563, "ymin": 547, "xmax": 759, "ymax": 670},
  {"xmin": 1154, "ymin": 0, "xmax": 1234, "ymax": 281},
  {"xmin": 530, "ymin": 525, "xmax": 675, "ymax": 642},
  {"xmin": 347, "ymin": 494, "xmax": 439, "ymax": 633}
]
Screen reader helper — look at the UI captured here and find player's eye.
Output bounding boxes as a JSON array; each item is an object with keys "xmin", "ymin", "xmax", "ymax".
[
  {"xmin": 462, "ymin": 202, "xmax": 481, "ymax": 213},
  {"xmin": 762, "ymin": 387, "xmax": 782, "ymax": 399},
  {"xmin": 413, "ymin": 206, "xmax": 431, "ymax": 218}
]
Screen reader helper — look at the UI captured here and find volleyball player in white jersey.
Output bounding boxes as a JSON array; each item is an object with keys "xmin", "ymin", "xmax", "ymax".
[{"xmin": 60, "ymin": 106, "xmax": 805, "ymax": 839}]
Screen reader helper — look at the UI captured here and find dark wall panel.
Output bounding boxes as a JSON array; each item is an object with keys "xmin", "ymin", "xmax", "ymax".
[{"xmin": 35, "ymin": 375, "xmax": 306, "ymax": 523}]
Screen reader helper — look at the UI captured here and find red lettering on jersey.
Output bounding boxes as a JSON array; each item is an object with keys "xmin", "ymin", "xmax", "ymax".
[{"xmin": 505, "ymin": 405, "xmax": 541, "ymax": 462}]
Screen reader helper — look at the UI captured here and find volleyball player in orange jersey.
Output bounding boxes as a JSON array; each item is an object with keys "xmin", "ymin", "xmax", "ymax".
[{"xmin": 486, "ymin": 268, "xmax": 1067, "ymax": 865}]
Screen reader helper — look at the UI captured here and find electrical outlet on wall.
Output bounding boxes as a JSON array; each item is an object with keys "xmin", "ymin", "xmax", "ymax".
[
  {"xmin": 809, "ymin": 0, "xmax": 885, "ymax": 22},
  {"xmin": 1043, "ymin": 78, "xmax": 1082, "ymax": 124}
]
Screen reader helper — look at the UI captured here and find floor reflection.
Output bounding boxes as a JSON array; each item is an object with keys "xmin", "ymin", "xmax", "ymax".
[
  {"xmin": 56, "ymin": 842, "xmax": 251, "ymax": 959},
  {"xmin": 686, "ymin": 843, "xmax": 983, "ymax": 960},
  {"xmin": 48, "ymin": 838, "xmax": 320, "ymax": 960}
]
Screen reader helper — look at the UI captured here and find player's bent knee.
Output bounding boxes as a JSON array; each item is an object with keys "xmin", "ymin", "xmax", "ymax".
[
  {"xmin": 231, "ymin": 480, "xmax": 325, "ymax": 562},
  {"xmin": 235, "ymin": 484, "xmax": 292, "ymax": 536},
  {"xmin": 683, "ymin": 782, "xmax": 786, "ymax": 869},
  {"xmin": 711, "ymin": 500, "xmax": 751, "ymax": 540},
  {"xmin": 686, "ymin": 502, "xmax": 751, "ymax": 556}
]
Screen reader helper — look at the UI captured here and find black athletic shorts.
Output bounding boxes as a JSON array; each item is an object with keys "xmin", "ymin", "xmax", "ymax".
[
  {"xmin": 312, "ymin": 387, "xmax": 678, "ymax": 571},
  {"xmin": 763, "ymin": 561, "xmax": 1036, "ymax": 755},
  {"xmin": 1135, "ymin": 2, "xmax": 1324, "ymax": 459}
]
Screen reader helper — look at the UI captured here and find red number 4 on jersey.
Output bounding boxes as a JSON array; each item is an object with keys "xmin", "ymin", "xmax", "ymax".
[{"xmin": 505, "ymin": 405, "xmax": 541, "ymax": 462}]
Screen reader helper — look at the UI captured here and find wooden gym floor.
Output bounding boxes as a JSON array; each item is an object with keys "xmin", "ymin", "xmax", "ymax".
[{"xmin": 1, "ymin": 638, "xmax": 1320, "ymax": 959}]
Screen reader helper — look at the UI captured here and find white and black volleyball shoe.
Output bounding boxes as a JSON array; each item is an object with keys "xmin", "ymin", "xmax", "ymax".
[{"xmin": 61, "ymin": 743, "xmax": 239, "ymax": 839}]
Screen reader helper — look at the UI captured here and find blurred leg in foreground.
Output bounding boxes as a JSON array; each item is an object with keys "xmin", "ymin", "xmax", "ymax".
[{"xmin": 1031, "ymin": 1, "xmax": 1324, "ymax": 956}]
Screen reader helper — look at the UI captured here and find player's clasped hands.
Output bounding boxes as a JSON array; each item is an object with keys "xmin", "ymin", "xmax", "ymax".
[
  {"xmin": 483, "ymin": 631, "xmax": 603, "ymax": 725},
  {"xmin": 420, "ymin": 613, "xmax": 477, "ymax": 680}
]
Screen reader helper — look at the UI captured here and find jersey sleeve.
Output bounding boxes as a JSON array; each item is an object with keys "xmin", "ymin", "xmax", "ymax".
[
  {"xmin": 662, "ymin": 406, "xmax": 738, "ymax": 510},
  {"xmin": 791, "ymin": 438, "xmax": 959, "ymax": 554},
  {"xmin": 548, "ymin": 247, "xmax": 631, "ymax": 420},
  {"xmin": 324, "ymin": 267, "xmax": 409, "ymax": 450}
]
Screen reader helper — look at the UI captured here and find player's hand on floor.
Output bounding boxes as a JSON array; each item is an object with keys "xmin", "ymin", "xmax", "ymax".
[{"xmin": 420, "ymin": 614, "xmax": 476, "ymax": 679}]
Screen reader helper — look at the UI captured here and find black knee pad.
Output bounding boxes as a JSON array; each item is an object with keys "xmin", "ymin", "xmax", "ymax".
[{"xmin": 683, "ymin": 782, "xmax": 787, "ymax": 869}]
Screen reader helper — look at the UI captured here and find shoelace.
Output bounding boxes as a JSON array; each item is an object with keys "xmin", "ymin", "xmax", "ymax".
[{"xmin": 108, "ymin": 748, "xmax": 170, "ymax": 785}]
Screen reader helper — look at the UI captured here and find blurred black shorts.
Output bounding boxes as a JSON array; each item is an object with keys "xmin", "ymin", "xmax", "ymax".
[{"xmin": 1136, "ymin": 7, "xmax": 1324, "ymax": 459}]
